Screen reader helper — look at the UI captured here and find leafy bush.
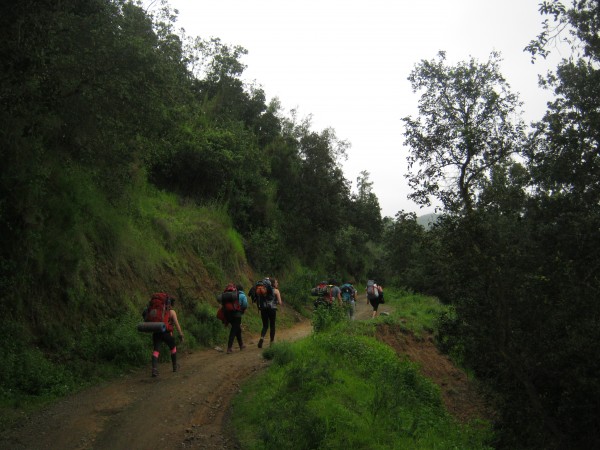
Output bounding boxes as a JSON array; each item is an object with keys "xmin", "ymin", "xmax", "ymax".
[
  {"xmin": 279, "ymin": 266, "xmax": 317, "ymax": 313},
  {"xmin": 183, "ymin": 302, "xmax": 227, "ymax": 348},
  {"xmin": 311, "ymin": 303, "xmax": 346, "ymax": 332}
]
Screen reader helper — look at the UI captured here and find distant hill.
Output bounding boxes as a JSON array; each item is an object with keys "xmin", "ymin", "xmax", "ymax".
[{"xmin": 417, "ymin": 213, "xmax": 439, "ymax": 228}]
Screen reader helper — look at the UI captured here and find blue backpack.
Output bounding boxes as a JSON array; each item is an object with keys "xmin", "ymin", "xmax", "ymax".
[{"xmin": 340, "ymin": 283, "xmax": 354, "ymax": 302}]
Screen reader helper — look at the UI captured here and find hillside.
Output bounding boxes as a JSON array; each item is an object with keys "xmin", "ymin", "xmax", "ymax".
[{"xmin": 417, "ymin": 212, "xmax": 439, "ymax": 228}]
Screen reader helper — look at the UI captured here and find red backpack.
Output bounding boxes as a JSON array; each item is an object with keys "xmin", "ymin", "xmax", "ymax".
[
  {"xmin": 310, "ymin": 282, "xmax": 333, "ymax": 303},
  {"xmin": 221, "ymin": 283, "xmax": 241, "ymax": 312},
  {"xmin": 144, "ymin": 292, "xmax": 173, "ymax": 332}
]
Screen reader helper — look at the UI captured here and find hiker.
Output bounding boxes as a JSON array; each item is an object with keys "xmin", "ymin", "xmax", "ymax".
[
  {"xmin": 366, "ymin": 279, "xmax": 384, "ymax": 318},
  {"xmin": 144, "ymin": 293, "xmax": 184, "ymax": 377},
  {"xmin": 257, "ymin": 277, "xmax": 282, "ymax": 348},
  {"xmin": 329, "ymin": 279, "xmax": 343, "ymax": 307},
  {"xmin": 225, "ymin": 284, "xmax": 248, "ymax": 354},
  {"xmin": 310, "ymin": 280, "xmax": 334, "ymax": 309},
  {"xmin": 340, "ymin": 281, "xmax": 357, "ymax": 319}
]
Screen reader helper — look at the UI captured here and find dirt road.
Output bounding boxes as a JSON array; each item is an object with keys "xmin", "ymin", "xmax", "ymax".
[
  {"xmin": 1, "ymin": 308, "xmax": 316, "ymax": 450},
  {"xmin": 1, "ymin": 299, "xmax": 490, "ymax": 449}
]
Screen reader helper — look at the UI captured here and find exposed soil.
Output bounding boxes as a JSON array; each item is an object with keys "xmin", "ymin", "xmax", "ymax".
[
  {"xmin": 375, "ymin": 322, "xmax": 495, "ymax": 424},
  {"xmin": 1, "ymin": 299, "xmax": 492, "ymax": 449}
]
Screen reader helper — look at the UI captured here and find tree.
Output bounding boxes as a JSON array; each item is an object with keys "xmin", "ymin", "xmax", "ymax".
[
  {"xmin": 349, "ymin": 171, "xmax": 382, "ymax": 241},
  {"xmin": 403, "ymin": 51, "xmax": 527, "ymax": 213}
]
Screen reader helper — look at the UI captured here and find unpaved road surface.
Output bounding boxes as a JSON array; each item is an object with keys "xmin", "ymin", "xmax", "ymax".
[{"xmin": 1, "ymin": 299, "xmax": 490, "ymax": 449}]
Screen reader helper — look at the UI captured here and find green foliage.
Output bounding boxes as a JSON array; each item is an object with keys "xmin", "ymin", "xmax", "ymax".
[
  {"xmin": 403, "ymin": 51, "xmax": 526, "ymax": 213},
  {"xmin": 79, "ymin": 315, "xmax": 148, "ymax": 367},
  {"xmin": 0, "ymin": 323, "xmax": 76, "ymax": 400},
  {"xmin": 232, "ymin": 326, "xmax": 493, "ymax": 449},
  {"xmin": 245, "ymin": 226, "xmax": 287, "ymax": 274},
  {"xmin": 311, "ymin": 303, "xmax": 351, "ymax": 333},
  {"xmin": 277, "ymin": 266, "xmax": 317, "ymax": 313},
  {"xmin": 435, "ymin": 306, "xmax": 465, "ymax": 364},
  {"xmin": 389, "ymin": 5, "xmax": 600, "ymax": 446},
  {"xmin": 0, "ymin": 0, "xmax": 383, "ymax": 421},
  {"xmin": 389, "ymin": 291, "xmax": 449, "ymax": 336},
  {"xmin": 183, "ymin": 302, "xmax": 228, "ymax": 348}
]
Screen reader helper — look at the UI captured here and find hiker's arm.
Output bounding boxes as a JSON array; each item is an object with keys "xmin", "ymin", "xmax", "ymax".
[
  {"xmin": 170, "ymin": 310, "xmax": 184, "ymax": 339},
  {"xmin": 275, "ymin": 289, "xmax": 283, "ymax": 305}
]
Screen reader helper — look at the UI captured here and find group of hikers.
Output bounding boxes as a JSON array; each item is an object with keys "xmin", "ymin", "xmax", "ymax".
[
  {"xmin": 216, "ymin": 277, "xmax": 283, "ymax": 354},
  {"xmin": 139, "ymin": 277, "xmax": 383, "ymax": 377},
  {"xmin": 311, "ymin": 279, "xmax": 384, "ymax": 319}
]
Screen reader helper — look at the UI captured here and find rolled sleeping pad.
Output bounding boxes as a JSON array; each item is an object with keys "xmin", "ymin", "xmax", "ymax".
[{"xmin": 137, "ymin": 322, "xmax": 166, "ymax": 333}]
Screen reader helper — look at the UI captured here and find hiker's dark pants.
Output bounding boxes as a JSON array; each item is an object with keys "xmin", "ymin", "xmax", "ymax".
[
  {"xmin": 152, "ymin": 331, "xmax": 177, "ymax": 369},
  {"xmin": 260, "ymin": 307, "xmax": 277, "ymax": 341},
  {"xmin": 369, "ymin": 298, "xmax": 381, "ymax": 311},
  {"xmin": 227, "ymin": 315, "xmax": 243, "ymax": 349}
]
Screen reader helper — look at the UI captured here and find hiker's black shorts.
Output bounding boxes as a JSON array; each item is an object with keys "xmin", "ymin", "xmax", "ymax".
[
  {"xmin": 152, "ymin": 331, "xmax": 176, "ymax": 352},
  {"xmin": 369, "ymin": 298, "xmax": 381, "ymax": 311}
]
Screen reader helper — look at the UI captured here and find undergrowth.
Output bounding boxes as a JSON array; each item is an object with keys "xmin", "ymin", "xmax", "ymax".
[{"xmin": 231, "ymin": 291, "xmax": 493, "ymax": 449}]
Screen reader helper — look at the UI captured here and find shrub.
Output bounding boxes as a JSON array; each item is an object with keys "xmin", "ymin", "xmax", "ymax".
[{"xmin": 311, "ymin": 303, "xmax": 346, "ymax": 332}]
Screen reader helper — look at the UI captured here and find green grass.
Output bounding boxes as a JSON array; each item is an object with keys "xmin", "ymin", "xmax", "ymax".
[
  {"xmin": 379, "ymin": 289, "xmax": 450, "ymax": 337},
  {"xmin": 232, "ymin": 290, "xmax": 492, "ymax": 449},
  {"xmin": 231, "ymin": 307, "xmax": 493, "ymax": 449}
]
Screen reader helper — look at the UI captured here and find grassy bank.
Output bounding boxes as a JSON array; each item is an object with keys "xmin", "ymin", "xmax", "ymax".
[
  {"xmin": 0, "ymin": 183, "xmax": 312, "ymax": 427},
  {"xmin": 231, "ymin": 291, "xmax": 493, "ymax": 449}
]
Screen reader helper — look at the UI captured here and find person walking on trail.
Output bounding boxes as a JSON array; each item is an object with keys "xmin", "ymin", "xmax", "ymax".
[
  {"xmin": 144, "ymin": 293, "xmax": 184, "ymax": 378},
  {"xmin": 340, "ymin": 281, "xmax": 357, "ymax": 320},
  {"xmin": 257, "ymin": 277, "xmax": 282, "ymax": 348},
  {"xmin": 366, "ymin": 279, "xmax": 384, "ymax": 319},
  {"xmin": 329, "ymin": 279, "xmax": 343, "ymax": 307},
  {"xmin": 225, "ymin": 284, "xmax": 248, "ymax": 354}
]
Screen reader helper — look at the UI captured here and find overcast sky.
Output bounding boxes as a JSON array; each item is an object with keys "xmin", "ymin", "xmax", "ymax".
[{"xmin": 164, "ymin": 0, "xmax": 565, "ymax": 217}]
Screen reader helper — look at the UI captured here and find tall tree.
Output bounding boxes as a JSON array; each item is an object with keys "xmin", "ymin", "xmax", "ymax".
[
  {"xmin": 348, "ymin": 171, "xmax": 382, "ymax": 240},
  {"xmin": 403, "ymin": 51, "xmax": 527, "ymax": 213}
]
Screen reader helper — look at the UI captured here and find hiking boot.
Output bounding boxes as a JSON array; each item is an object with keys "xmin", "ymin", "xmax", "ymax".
[
  {"xmin": 240, "ymin": 344, "xmax": 246, "ymax": 350},
  {"xmin": 257, "ymin": 338, "xmax": 264, "ymax": 348},
  {"xmin": 226, "ymin": 347, "xmax": 233, "ymax": 354},
  {"xmin": 172, "ymin": 364, "xmax": 180, "ymax": 373},
  {"xmin": 151, "ymin": 368, "xmax": 158, "ymax": 378}
]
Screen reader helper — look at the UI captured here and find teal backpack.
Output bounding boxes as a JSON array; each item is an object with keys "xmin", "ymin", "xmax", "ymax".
[{"xmin": 340, "ymin": 283, "xmax": 354, "ymax": 302}]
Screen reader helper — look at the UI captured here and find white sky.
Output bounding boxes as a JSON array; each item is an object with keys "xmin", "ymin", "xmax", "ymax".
[{"xmin": 165, "ymin": 0, "xmax": 565, "ymax": 217}]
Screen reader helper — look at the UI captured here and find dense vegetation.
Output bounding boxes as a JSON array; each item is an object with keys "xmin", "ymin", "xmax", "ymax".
[
  {"xmin": 377, "ymin": 1, "xmax": 600, "ymax": 448},
  {"xmin": 233, "ymin": 292, "xmax": 493, "ymax": 450},
  {"xmin": 0, "ymin": 0, "xmax": 381, "ymax": 412},
  {"xmin": 1, "ymin": 0, "xmax": 599, "ymax": 448}
]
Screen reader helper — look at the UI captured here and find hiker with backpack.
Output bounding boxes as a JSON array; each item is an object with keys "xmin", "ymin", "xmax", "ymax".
[
  {"xmin": 310, "ymin": 280, "xmax": 334, "ymax": 309},
  {"xmin": 252, "ymin": 277, "xmax": 282, "ymax": 348},
  {"xmin": 219, "ymin": 283, "xmax": 249, "ymax": 354},
  {"xmin": 329, "ymin": 279, "xmax": 343, "ymax": 307},
  {"xmin": 340, "ymin": 281, "xmax": 357, "ymax": 319},
  {"xmin": 366, "ymin": 280, "xmax": 384, "ymax": 318},
  {"xmin": 142, "ymin": 292, "xmax": 184, "ymax": 377}
]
